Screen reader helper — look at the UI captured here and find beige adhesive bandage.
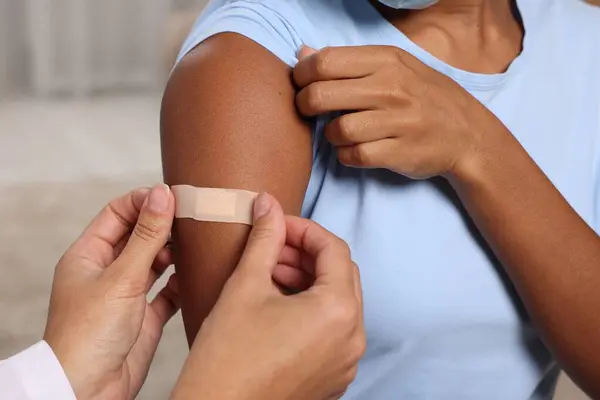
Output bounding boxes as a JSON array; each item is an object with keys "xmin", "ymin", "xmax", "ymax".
[{"xmin": 171, "ymin": 185, "xmax": 259, "ymax": 225}]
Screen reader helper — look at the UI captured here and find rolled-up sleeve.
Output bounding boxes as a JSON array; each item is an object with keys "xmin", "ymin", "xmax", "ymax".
[{"xmin": 0, "ymin": 341, "xmax": 76, "ymax": 400}]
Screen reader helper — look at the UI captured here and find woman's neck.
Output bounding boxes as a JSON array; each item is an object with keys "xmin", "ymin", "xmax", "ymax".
[{"xmin": 371, "ymin": 0, "xmax": 524, "ymax": 74}]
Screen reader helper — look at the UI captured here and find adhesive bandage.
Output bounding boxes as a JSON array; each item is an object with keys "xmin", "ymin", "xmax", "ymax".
[{"xmin": 171, "ymin": 185, "xmax": 259, "ymax": 225}]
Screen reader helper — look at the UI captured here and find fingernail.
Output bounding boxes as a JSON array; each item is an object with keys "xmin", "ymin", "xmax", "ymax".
[
  {"xmin": 297, "ymin": 45, "xmax": 317, "ymax": 58},
  {"xmin": 253, "ymin": 193, "xmax": 272, "ymax": 221},
  {"xmin": 148, "ymin": 184, "xmax": 170, "ymax": 213}
]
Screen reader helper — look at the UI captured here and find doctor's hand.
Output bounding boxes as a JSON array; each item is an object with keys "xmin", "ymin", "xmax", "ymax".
[
  {"xmin": 172, "ymin": 193, "xmax": 366, "ymax": 400},
  {"xmin": 44, "ymin": 185, "xmax": 180, "ymax": 400}
]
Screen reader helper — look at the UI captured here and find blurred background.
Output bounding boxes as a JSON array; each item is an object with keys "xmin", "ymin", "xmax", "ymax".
[
  {"xmin": 0, "ymin": 0, "xmax": 594, "ymax": 398},
  {"xmin": 0, "ymin": 0, "xmax": 205, "ymax": 398}
]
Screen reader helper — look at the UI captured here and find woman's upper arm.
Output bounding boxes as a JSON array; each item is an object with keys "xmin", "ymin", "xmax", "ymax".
[{"xmin": 161, "ymin": 33, "xmax": 312, "ymax": 343}]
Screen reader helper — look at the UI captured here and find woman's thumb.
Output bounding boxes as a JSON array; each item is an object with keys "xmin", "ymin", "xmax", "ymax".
[
  {"xmin": 237, "ymin": 193, "xmax": 286, "ymax": 277},
  {"xmin": 115, "ymin": 184, "xmax": 174, "ymax": 281}
]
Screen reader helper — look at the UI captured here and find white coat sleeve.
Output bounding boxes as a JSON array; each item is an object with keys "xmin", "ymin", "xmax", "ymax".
[{"xmin": 0, "ymin": 341, "xmax": 76, "ymax": 400}]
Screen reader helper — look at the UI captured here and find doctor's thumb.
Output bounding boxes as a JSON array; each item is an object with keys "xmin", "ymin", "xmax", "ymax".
[
  {"xmin": 114, "ymin": 184, "xmax": 175, "ymax": 282},
  {"xmin": 237, "ymin": 193, "xmax": 286, "ymax": 277}
]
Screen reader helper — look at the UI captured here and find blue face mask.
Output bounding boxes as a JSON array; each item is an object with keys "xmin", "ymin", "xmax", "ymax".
[{"xmin": 378, "ymin": 0, "xmax": 440, "ymax": 9}]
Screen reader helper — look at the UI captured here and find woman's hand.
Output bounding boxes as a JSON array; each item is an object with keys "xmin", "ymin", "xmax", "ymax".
[
  {"xmin": 293, "ymin": 45, "xmax": 507, "ymax": 180},
  {"xmin": 44, "ymin": 185, "xmax": 180, "ymax": 400},
  {"xmin": 172, "ymin": 194, "xmax": 365, "ymax": 400}
]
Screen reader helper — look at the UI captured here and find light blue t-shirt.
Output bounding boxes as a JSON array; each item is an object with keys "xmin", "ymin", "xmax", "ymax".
[{"xmin": 177, "ymin": 0, "xmax": 600, "ymax": 398}]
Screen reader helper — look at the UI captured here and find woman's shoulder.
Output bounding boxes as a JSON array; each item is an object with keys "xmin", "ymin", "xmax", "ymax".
[
  {"xmin": 209, "ymin": 0, "xmax": 348, "ymax": 24},
  {"xmin": 177, "ymin": 0, "xmax": 361, "ymax": 67},
  {"xmin": 176, "ymin": 0, "xmax": 302, "ymax": 66}
]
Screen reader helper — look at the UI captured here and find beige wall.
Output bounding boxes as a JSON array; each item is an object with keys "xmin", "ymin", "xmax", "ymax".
[
  {"xmin": 0, "ymin": 0, "xmax": 28, "ymax": 95},
  {"xmin": 0, "ymin": 0, "xmax": 207, "ymax": 97}
]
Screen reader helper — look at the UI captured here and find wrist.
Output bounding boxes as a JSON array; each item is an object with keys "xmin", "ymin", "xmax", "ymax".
[
  {"xmin": 446, "ymin": 116, "xmax": 515, "ymax": 189},
  {"xmin": 171, "ymin": 380, "xmax": 241, "ymax": 400},
  {"xmin": 446, "ymin": 147, "xmax": 489, "ymax": 190},
  {"xmin": 44, "ymin": 337, "xmax": 106, "ymax": 399},
  {"xmin": 172, "ymin": 359, "xmax": 268, "ymax": 400}
]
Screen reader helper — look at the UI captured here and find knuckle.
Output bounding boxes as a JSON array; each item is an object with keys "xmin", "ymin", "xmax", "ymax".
[
  {"xmin": 389, "ymin": 46, "xmax": 411, "ymax": 68},
  {"xmin": 106, "ymin": 202, "xmax": 132, "ymax": 229},
  {"xmin": 384, "ymin": 85, "xmax": 403, "ymax": 105},
  {"xmin": 391, "ymin": 46, "xmax": 405, "ymax": 62},
  {"xmin": 313, "ymin": 47, "xmax": 333, "ymax": 76},
  {"xmin": 325, "ymin": 297, "xmax": 358, "ymax": 326},
  {"xmin": 336, "ymin": 115, "xmax": 354, "ymax": 141},
  {"xmin": 132, "ymin": 219, "xmax": 162, "ymax": 242},
  {"xmin": 336, "ymin": 238, "xmax": 352, "ymax": 259},
  {"xmin": 402, "ymin": 111, "xmax": 424, "ymax": 131},
  {"xmin": 344, "ymin": 366, "xmax": 359, "ymax": 385},
  {"xmin": 305, "ymin": 84, "xmax": 325, "ymax": 113},
  {"xmin": 352, "ymin": 145, "xmax": 373, "ymax": 167},
  {"xmin": 352, "ymin": 333, "xmax": 367, "ymax": 360}
]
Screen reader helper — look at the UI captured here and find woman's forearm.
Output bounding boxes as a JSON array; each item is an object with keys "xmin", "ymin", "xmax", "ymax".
[{"xmin": 449, "ymin": 127, "xmax": 600, "ymax": 397}]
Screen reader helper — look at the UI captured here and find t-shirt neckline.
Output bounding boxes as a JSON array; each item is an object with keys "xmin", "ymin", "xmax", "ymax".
[{"xmin": 357, "ymin": 0, "xmax": 532, "ymax": 91}]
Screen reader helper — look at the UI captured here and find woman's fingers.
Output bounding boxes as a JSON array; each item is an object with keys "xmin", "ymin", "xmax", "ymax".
[
  {"xmin": 336, "ymin": 138, "xmax": 398, "ymax": 169},
  {"xmin": 296, "ymin": 79, "xmax": 381, "ymax": 117},
  {"xmin": 294, "ymin": 45, "xmax": 396, "ymax": 88},
  {"xmin": 325, "ymin": 111, "xmax": 402, "ymax": 146}
]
